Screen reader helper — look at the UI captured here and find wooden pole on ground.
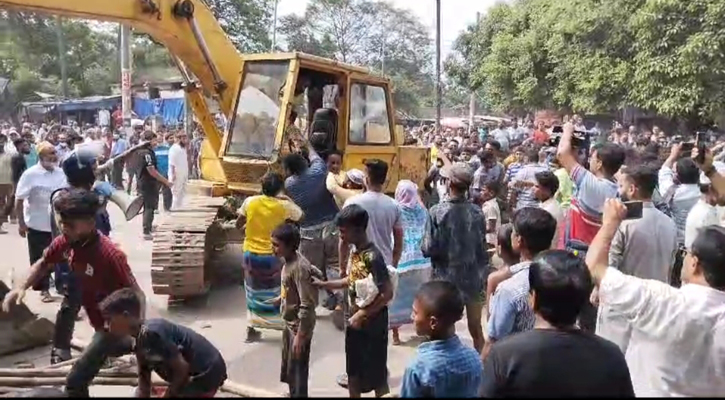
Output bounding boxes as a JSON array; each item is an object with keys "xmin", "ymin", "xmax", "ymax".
[{"xmin": 45, "ymin": 337, "xmax": 282, "ymax": 397}]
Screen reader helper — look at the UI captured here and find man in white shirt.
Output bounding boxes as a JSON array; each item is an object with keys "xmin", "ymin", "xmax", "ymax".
[
  {"xmin": 98, "ymin": 108, "xmax": 111, "ymax": 128},
  {"xmin": 586, "ymin": 198, "xmax": 725, "ymax": 397},
  {"xmin": 596, "ymin": 164, "xmax": 678, "ymax": 353},
  {"xmin": 659, "ymin": 144, "xmax": 701, "ymax": 245},
  {"xmin": 534, "ymin": 170, "xmax": 564, "ymax": 249},
  {"xmin": 684, "ymin": 169, "xmax": 725, "ymax": 250},
  {"xmin": 14, "ymin": 142, "xmax": 68, "ymax": 302},
  {"xmin": 168, "ymin": 132, "xmax": 190, "ymax": 210}
]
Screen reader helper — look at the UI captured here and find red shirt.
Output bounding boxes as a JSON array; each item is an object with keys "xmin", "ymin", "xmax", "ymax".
[
  {"xmin": 533, "ymin": 130, "xmax": 550, "ymax": 145},
  {"xmin": 44, "ymin": 234, "xmax": 138, "ymax": 331}
]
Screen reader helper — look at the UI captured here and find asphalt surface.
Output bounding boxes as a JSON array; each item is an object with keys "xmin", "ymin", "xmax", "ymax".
[{"xmin": 0, "ymin": 200, "xmax": 484, "ymax": 397}]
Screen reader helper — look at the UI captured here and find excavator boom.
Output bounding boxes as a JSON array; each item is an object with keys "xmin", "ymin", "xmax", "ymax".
[{"xmin": 0, "ymin": 0, "xmax": 241, "ymax": 153}]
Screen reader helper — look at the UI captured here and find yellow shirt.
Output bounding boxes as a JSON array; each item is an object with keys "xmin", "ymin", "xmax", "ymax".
[
  {"xmin": 430, "ymin": 145, "xmax": 439, "ymax": 164},
  {"xmin": 240, "ymin": 195, "xmax": 303, "ymax": 254}
]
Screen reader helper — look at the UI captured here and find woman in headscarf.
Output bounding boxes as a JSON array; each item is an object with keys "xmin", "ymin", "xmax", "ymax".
[{"xmin": 389, "ymin": 180, "xmax": 431, "ymax": 345}]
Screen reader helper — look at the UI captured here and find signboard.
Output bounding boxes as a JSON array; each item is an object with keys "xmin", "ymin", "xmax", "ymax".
[{"xmin": 121, "ymin": 69, "xmax": 132, "ymax": 122}]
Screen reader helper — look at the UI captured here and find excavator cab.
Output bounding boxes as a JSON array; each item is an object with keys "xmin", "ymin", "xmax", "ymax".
[{"xmin": 216, "ymin": 53, "xmax": 430, "ymax": 195}]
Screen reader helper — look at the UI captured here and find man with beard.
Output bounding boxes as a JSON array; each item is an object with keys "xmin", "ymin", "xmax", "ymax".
[
  {"xmin": 594, "ymin": 164, "xmax": 677, "ymax": 354},
  {"xmin": 168, "ymin": 131, "xmax": 189, "ymax": 210}
]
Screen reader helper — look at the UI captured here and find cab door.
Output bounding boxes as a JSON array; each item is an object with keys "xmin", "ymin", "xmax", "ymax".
[{"xmin": 342, "ymin": 75, "xmax": 399, "ymax": 193}]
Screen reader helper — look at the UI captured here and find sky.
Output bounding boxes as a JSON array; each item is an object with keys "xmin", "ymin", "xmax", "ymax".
[{"xmin": 275, "ymin": 0, "xmax": 502, "ymax": 58}]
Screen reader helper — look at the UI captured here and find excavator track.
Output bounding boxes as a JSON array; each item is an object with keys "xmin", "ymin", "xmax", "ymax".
[{"xmin": 150, "ymin": 195, "xmax": 230, "ymax": 302}]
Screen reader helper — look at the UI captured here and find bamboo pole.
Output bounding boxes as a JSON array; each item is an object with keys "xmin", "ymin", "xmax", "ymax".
[
  {"xmin": 0, "ymin": 368, "xmax": 135, "ymax": 378},
  {"xmin": 43, "ymin": 357, "xmax": 79, "ymax": 370},
  {"xmin": 0, "ymin": 376, "xmax": 161, "ymax": 387},
  {"xmin": 219, "ymin": 380, "xmax": 280, "ymax": 398},
  {"xmin": 53, "ymin": 337, "xmax": 283, "ymax": 397}
]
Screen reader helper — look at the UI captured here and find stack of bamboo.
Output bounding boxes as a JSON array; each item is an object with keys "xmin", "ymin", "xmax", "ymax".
[{"xmin": 0, "ymin": 339, "xmax": 280, "ymax": 397}]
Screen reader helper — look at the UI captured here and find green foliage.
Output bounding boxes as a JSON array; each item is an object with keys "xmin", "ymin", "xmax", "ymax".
[
  {"xmin": 276, "ymin": 0, "xmax": 437, "ymax": 115},
  {"xmin": 1, "ymin": 0, "xmax": 272, "ymax": 111},
  {"xmin": 204, "ymin": 0, "xmax": 272, "ymax": 53},
  {"xmin": 447, "ymin": 0, "xmax": 725, "ymax": 122}
]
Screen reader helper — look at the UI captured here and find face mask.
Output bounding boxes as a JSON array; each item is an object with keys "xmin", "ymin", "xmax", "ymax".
[
  {"xmin": 113, "ymin": 135, "xmax": 119, "ymax": 141},
  {"xmin": 59, "ymin": 142, "xmax": 68, "ymax": 148}
]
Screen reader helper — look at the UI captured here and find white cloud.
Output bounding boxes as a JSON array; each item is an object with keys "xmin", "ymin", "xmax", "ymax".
[{"xmin": 274, "ymin": 0, "xmax": 501, "ymax": 58}]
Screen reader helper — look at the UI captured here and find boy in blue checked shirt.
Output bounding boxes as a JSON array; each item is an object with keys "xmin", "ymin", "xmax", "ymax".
[{"xmin": 400, "ymin": 280, "xmax": 482, "ymax": 398}]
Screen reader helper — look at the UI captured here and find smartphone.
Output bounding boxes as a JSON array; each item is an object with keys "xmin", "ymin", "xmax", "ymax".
[
  {"xmin": 623, "ymin": 201, "xmax": 643, "ymax": 220},
  {"xmin": 680, "ymin": 142, "xmax": 695, "ymax": 152},
  {"xmin": 695, "ymin": 132, "xmax": 706, "ymax": 165}
]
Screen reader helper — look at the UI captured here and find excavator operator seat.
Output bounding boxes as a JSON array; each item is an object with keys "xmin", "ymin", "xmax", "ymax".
[{"xmin": 309, "ymin": 108, "xmax": 338, "ymax": 152}]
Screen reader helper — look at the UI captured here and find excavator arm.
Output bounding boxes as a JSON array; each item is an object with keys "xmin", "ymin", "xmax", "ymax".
[{"xmin": 0, "ymin": 0, "xmax": 241, "ymax": 155}]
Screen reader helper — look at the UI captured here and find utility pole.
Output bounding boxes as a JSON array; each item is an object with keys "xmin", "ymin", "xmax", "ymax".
[
  {"xmin": 55, "ymin": 16, "xmax": 68, "ymax": 99},
  {"xmin": 381, "ymin": 27, "xmax": 386, "ymax": 76},
  {"xmin": 468, "ymin": 12, "xmax": 481, "ymax": 135},
  {"xmin": 120, "ymin": 24, "xmax": 133, "ymax": 134},
  {"xmin": 435, "ymin": 0, "xmax": 442, "ymax": 134},
  {"xmin": 271, "ymin": 0, "xmax": 279, "ymax": 51}
]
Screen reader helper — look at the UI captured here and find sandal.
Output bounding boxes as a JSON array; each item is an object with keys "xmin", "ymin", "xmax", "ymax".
[
  {"xmin": 41, "ymin": 291, "xmax": 54, "ymax": 303},
  {"xmin": 245, "ymin": 327, "xmax": 261, "ymax": 343}
]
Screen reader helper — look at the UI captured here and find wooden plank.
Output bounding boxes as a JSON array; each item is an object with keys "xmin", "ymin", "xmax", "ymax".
[{"xmin": 151, "ymin": 269, "xmax": 204, "ymax": 285}]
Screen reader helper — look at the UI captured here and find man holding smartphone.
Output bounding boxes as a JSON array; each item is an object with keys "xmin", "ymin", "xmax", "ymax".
[
  {"xmin": 595, "ymin": 164, "xmax": 678, "ymax": 354},
  {"xmin": 556, "ymin": 123, "xmax": 625, "ymax": 332}
]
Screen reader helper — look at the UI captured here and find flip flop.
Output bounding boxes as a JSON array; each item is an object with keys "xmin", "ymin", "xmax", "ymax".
[{"xmin": 41, "ymin": 292, "xmax": 54, "ymax": 303}]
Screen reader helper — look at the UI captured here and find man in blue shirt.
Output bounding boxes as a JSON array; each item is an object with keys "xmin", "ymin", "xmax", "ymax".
[
  {"xmin": 401, "ymin": 280, "xmax": 482, "ymax": 398},
  {"xmin": 283, "ymin": 140, "xmax": 339, "ymax": 310},
  {"xmin": 154, "ymin": 133, "xmax": 173, "ymax": 212}
]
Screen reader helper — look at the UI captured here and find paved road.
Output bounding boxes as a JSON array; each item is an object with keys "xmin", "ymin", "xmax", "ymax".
[{"xmin": 0, "ymin": 203, "xmax": 482, "ymax": 396}]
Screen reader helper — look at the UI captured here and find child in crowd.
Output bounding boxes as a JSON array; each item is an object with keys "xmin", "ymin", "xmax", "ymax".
[
  {"xmin": 481, "ymin": 181, "xmax": 502, "ymax": 251},
  {"xmin": 100, "ymin": 288, "xmax": 227, "ymax": 398},
  {"xmin": 400, "ymin": 280, "xmax": 483, "ymax": 398},
  {"xmin": 272, "ymin": 223, "xmax": 321, "ymax": 398},
  {"xmin": 313, "ymin": 204, "xmax": 393, "ymax": 398},
  {"xmin": 486, "ymin": 224, "xmax": 519, "ymax": 311},
  {"xmin": 2, "ymin": 189, "xmax": 144, "ymax": 397}
]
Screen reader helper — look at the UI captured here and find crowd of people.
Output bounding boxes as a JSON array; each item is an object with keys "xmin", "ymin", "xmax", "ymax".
[
  {"xmin": 1, "ymin": 113, "xmax": 724, "ymax": 398},
  {"xmin": 0, "ymin": 120, "xmax": 203, "ymax": 243},
  {"xmin": 232, "ymin": 116, "xmax": 725, "ymax": 397}
]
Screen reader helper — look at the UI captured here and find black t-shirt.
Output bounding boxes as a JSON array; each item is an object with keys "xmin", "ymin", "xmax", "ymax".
[
  {"xmin": 481, "ymin": 329, "xmax": 635, "ymax": 398},
  {"xmin": 136, "ymin": 147, "xmax": 157, "ymax": 187},
  {"xmin": 11, "ymin": 153, "xmax": 26, "ymax": 185},
  {"xmin": 136, "ymin": 318, "xmax": 223, "ymax": 381}
]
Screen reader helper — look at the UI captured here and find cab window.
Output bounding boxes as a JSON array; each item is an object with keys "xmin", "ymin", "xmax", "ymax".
[
  {"xmin": 348, "ymin": 83, "xmax": 391, "ymax": 144},
  {"xmin": 226, "ymin": 60, "xmax": 289, "ymax": 158}
]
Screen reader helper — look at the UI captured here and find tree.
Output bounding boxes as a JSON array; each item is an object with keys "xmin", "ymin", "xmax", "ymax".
[
  {"xmin": 447, "ymin": 0, "xmax": 725, "ymax": 123},
  {"xmin": 629, "ymin": 0, "xmax": 725, "ymax": 121},
  {"xmin": 277, "ymin": 0, "xmax": 436, "ymax": 115},
  {"xmin": 276, "ymin": 14, "xmax": 336, "ymax": 57},
  {"xmin": 205, "ymin": 0, "xmax": 272, "ymax": 53}
]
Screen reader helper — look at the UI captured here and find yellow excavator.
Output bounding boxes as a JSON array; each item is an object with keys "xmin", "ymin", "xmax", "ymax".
[{"xmin": 0, "ymin": 0, "xmax": 431, "ymax": 300}]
